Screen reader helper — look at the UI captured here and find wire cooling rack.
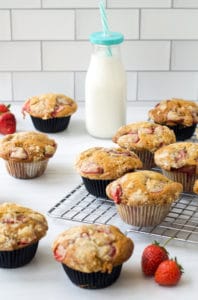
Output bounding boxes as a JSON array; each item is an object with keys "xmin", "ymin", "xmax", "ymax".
[{"xmin": 48, "ymin": 183, "xmax": 198, "ymax": 244}]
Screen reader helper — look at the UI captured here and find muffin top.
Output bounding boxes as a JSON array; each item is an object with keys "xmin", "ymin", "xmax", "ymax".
[
  {"xmin": 0, "ymin": 203, "xmax": 48, "ymax": 250},
  {"xmin": 0, "ymin": 131, "xmax": 57, "ymax": 162},
  {"xmin": 106, "ymin": 170, "xmax": 183, "ymax": 205},
  {"xmin": 22, "ymin": 93, "xmax": 78, "ymax": 119},
  {"xmin": 75, "ymin": 147, "xmax": 143, "ymax": 180},
  {"xmin": 52, "ymin": 224, "xmax": 134, "ymax": 273},
  {"xmin": 112, "ymin": 122, "xmax": 176, "ymax": 153},
  {"xmin": 149, "ymin": 98, "xmax": 198, "ymax": 126},
  {"xmin": 154, "ymin": 142, "xmax": 198, "ymax": 172},
  {"xmin": 193, "ymin": 180, "xmax": 198, "ymax": 194}
]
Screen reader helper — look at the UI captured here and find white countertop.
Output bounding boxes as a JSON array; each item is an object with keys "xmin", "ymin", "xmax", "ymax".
[{"xmin": 0, "ymin": 104, "xmax": 197, "ymax": 300}]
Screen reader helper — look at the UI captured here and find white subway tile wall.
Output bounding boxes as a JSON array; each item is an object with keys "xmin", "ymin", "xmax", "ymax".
[
  {"xmin": 0, "ymin": 11, "xmax": 11, "ymax": 40},
  {"xmin": 0, "ymin": 0, "xmax": 198, "ymax": 103}
]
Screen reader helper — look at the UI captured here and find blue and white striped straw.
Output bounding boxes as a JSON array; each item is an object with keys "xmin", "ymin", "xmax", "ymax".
[{"xmin": 99, "ymin": 0, "xmax": 112, "ymax": 56}]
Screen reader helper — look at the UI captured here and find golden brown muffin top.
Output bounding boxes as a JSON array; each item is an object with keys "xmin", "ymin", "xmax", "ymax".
[
  {"xmin": 0, "ymin": 131, "xmax": 57, "ymax": 162},
  {"xmin": 112, "ymin": 122, "xmax": 176, "ymax": 153},
  {"xmin": 52, "ymin": 224, "xmax": 134, "ymax": 273},
  {"xmin": 75, "ymin": 147, "xmax": 143, "ymax": 180},
  {"xmin": 106, "ymin": 170, "xmax": 182, "ymax": 205},
  {"xmin": 22, "ymin": 93, "xmax": 78, "ymax": 119},
  {"xmin": 154, "ymin": 142, "xmax": 198, "ymax": 172},
  {"xmin": 0, "ymin": 203, "xmax": 48, "ymax": 250},
  {"xmin": 193, "ymin": 180, "xmax": 198, "ymax": 194},
  {"xmin": 149, "ymin": 98, "xmax": 198, "ymax": 126}
]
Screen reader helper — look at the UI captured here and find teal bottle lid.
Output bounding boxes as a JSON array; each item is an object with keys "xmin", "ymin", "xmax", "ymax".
[{"xmin": 89, "ymin": 32, "xmax": 124, "ymax": 46}]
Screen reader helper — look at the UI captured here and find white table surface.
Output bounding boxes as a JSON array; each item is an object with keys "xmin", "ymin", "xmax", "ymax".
[{"xmin": 0, "ymin": 103, "xmax": 197, "ymax": 300}]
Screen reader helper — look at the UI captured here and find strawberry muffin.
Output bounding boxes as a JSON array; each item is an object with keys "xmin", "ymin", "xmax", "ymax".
[
  {"xmin": 0, "ymin": 131, "xmax": 57, "ymax": 179},
  {"xmin": 112, "ymin": 122, "xmax": 176, "ymax": 169},
  {"xmin": 75, "ymin": 146, "xmax": 142, "ymax": 198},
  {"xmin": 52, "ymin": 224, "xmax": 134, "ymax": 289},
  {"xmin": 154, "ymin": 142, "xmax": 198, "ymax": 192},
  {"xmin": 106, "ymin": 170, "xmax": 182, "ymax": 227},
  {"xmin": 0, "ymin": 202, "xmax": 48, "ymax": 268},
  {"xmin": 22, "ymin": 93, "xmax": 78, "ymax": 133},
  {"xmin": 149, "ymin": 98, "xmax": 198, "ymax": 141}
]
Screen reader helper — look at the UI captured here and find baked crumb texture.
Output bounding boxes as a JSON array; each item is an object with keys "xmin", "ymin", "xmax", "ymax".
[
  {"xmin": 106, "ymin": 170, "xmax": 183, "ymax": 206},
  {"xmin": 75, "ymin": 147, "xmax": 143, "ymax": 180},
  {"xmin": 53, "ymin": 224, "xmax": 134, "ymax": 273},
  {"xmin": 0, "ymin": 203, "xmax": 48, "ymax": 251},
  {"xmin": 0, "ymin": 131, "xmax": 57, "ymax": 162},
  {"xmin": 112, "ymin": 122, "xmax": 176, "ymax": 153},
  {"xmin": 22, "ymin": 93, "xmax": 78, "ymax": 119},
  {"xmin": 149, "ymin": 98, "xmax": 198, "ymax": 127},
  {"xmin": 154, "ymin": 142, "xmax": 198, "ymax": 171}
]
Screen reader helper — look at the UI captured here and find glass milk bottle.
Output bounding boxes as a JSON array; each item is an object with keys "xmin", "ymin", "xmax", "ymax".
[{"xmin": 85, "ymin": 32, "xmax": 126, "ymax": 138}]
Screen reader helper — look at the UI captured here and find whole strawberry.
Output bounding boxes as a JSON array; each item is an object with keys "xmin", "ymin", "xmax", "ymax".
[
  {"xmin": 155, "ymin": 258, "xmax": 183, "ymax": 286},
  {"xmin": 0, "ymin": 111, "xmax": 16, "ymax": 135},
  {"xmin": 141, "ymin": 241, "xmax": 169, "ymax": 276},
  {"xmin": 0, "ymin": 103, "xmax": 10, "ymax": 114}
]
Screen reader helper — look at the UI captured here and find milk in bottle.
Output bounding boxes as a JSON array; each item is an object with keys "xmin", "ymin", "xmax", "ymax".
[{"xmin": 85, "ymin": 32, "xmax": 126, "ymax": 138}]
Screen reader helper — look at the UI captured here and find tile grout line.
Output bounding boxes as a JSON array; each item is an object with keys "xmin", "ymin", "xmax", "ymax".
[
  {"xmin": 169, "ymin": 40, "xmax": 172, "ymax": 71},
  {"xmin": 136, "ymin": 72, "xmax": 139, "ymax": 101},
  {"xmin": 9, "ymin": 9, "xmax": 14, "ymax": 101}
]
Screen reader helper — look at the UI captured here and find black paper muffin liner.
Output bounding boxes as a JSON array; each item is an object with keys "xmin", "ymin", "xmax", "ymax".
[
  {"xmin": 0, "ymin": 242, "xmax": 38, "ymax": 268},
  {"xmin": 166, "ymin": 124, "xmax": 196, "ymax": 141},
  {"xmin": 82, "ymin": 177, "xmax": 113, "ymax": 199},
  {"xmin": 62, "ymin": 264, "xmax": 122, "ymax": 289},
  {"xmin": 31, "ymin": 116, "xmax": 71, "ymax": 133}
]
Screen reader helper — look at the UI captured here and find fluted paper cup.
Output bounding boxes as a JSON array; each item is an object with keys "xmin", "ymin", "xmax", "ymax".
[
  {"xmin": 132, "ymin": 149, "xmax": 155, "ymax": 170},
  {"xmin": 62, "ymin": 263, "xmax": 122, "ymax": 289},
  {"xmin": 0, "ymin": 242, "xmax": 38, "ymax": 268},
  {"xmin": 5, "ymin": 159, "xmax": 49, "ymax": 179},
  {"xmin": 162, "ymin": 170, "xmax": 197, "ymax": 193},
  {"xmin": 82, "ymin": 177, "xmax": 113, "ymax": 199},
  {"xmin": 116, "ymin": 203, "xmax": 171, "ymax": 227},
  {"xmin": 31, "ymin": 116, "xmax": 71, "ymax": 133}
]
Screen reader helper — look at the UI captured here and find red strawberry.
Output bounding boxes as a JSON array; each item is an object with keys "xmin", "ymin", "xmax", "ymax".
[
  {"xmin": 0, "ymin": 103, "xmax": 10, "ymax": 114},
  {"xmin": 0, "ymin": 112, "xmax": 16, "ymax": 135},
  {"xmin": 155, "ymin": 258, "xmax": 183, "ymax": 286},
  {"xmin": 141, "ymin": 241, "xmax": 169, "ymax": 276}
]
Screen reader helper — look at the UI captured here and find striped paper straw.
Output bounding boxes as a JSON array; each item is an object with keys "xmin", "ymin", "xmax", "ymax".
[
  {"xmin": 99, "ymin": 0, "xmax": 112, "ymax": 56},
  {"xmin": 99, "ymin": 0, "xmax": 110, "ymax": 35}
]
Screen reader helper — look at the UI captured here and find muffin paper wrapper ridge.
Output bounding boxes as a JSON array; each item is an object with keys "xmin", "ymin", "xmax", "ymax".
[
  {"xmin": 6, "ymin": 159, "xmax": 49, "ymax": 179},
  {"xmin": 62, "ymin": 264, "xmax": 122, "ymax": 289},
  {"xmin": 0, "ymin": 242, "xmax": 38, "ymax": 268},
  {"xmin": 31, "ymin": 116, "xmax": 71, "ymax": 133},
  {"xmin": 132, "ymin": 149, "xmax": 155, "ymax": 170},
  {"xmin": 167, "ymin": 124, "xmax": 196, "ymax": 141},
  {"xmin": 162, "ymin": 170, "xmax": 197, "ymax": 193},
  {"xmin": 82, "ymin": 177, "xmax": 113, "ymax": 199},
  {"xmin": 116, "ymin": 203, "xmax": 172, "ymax": 227}
]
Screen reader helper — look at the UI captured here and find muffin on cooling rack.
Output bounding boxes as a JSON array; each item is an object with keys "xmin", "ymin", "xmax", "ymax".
[
  {"xmin": 112, "ymin": 121, "xmax": 176, "ymax": 169},
  {"xmin": 52, "ymin": 224, "xmax": 134, "ymax": 289},
  {"xmin": 148, "ymin": 98, "xmax": 198, "ymax": 141},
  {"xmin": 0, "ymin": 202, "xmax": 48, "ymax": 268},
  {"xmin": 154, "ymin": 142, "xmax": 198, "ymax": 193},
  {"xmin": 22, "ymin": 93, "xmax": 78, "ymax": 133},
  {"xmin": 75, "ymin": 146, "xmax": 143, "ymax": 198},
  {"xmin": 106, "ymin": 170, "xmax": 183, "ymax": 227},
  {"xmin": 0, "ymin": 131, "xmax": 57, "ymax": 179}
]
